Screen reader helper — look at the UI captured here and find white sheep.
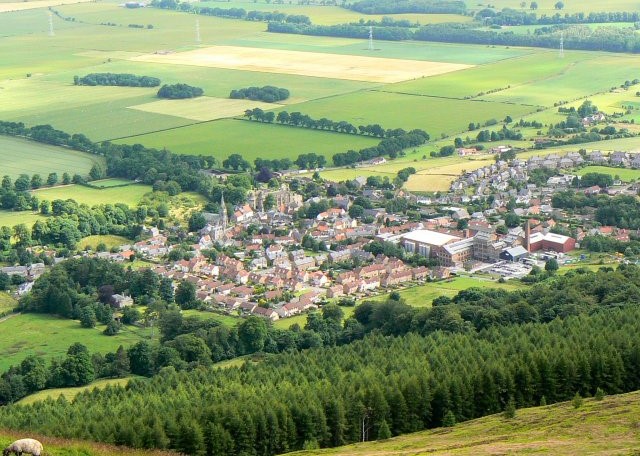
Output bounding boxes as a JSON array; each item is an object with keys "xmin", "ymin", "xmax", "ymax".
[{"xmin": 2, "ymin": 439, "xmax": 44, "ymax": 456}]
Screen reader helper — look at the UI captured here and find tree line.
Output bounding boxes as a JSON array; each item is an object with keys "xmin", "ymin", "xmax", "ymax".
[
  {"xmin": 230, "ymin": 86, "xmax": 290, "ymax": 103},
  {"xmin": 269, "ymin": 20, "xmax": 640, "ymax": 54},
  {"xmin": 150, "ymin": 0, "xmax": 310, "ymax": 24},
  {"xmin": 332, "ymin": 130, "xmax": 429, "ymax": 166},
  {"xmin": 344, "ymin": 0, "xmax": 466, "ymax": 15},
  {"xmin": 73, "ymin": 73, "xmax": 160, "ymax": 87},
  {"xmin": 477, "ymin": 8, "xmax": 640, "ymax": 26}
]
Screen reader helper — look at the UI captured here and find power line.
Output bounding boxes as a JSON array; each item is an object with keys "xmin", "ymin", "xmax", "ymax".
[
  {"xmin": 195, "ymin": 18, "xmax": 201, "ymax": 43},
  {"xmin": 48, "ymin": 11, "xmax": 55, "ymax": 37},
  {"xmin": 559, "ymin": 31, "xmax": 564, "ymax": 58},
  {"xmin": 368, "ymin": 26, "xmax": 374, "ymax": 51}
]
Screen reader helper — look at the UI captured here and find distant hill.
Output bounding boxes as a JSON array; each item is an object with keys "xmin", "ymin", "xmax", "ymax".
[{"xmin": 285, "ymin": 391, "xmax": 640, "ymax": 456}]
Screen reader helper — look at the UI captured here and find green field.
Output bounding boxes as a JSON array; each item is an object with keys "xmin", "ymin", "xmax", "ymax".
[
  {"xmin": 0, "ymin": 313, "xmax": 152, "ymax": 371},
  {"xmin": 80, "ymin": 234, "xmax": 131, "ymax": 250},
  {"xmin": 33, "ymin": 183, "xmax": 152, "ymax": 206},
  {"xmin": 17, "ymin": 377, "xmax": 138, "ymax": 405},
  {"xmin": 116, "ymin": 120, "xmax": 379, "ymax": 161},
  {"xmin": 0, "ymin": 292, "xmax": 16, "ymax": 314},
  {"xmin": 0, "ymin": 211, "xmax": 44, "ymax": 229},
  {"xmin": 0, "ymin": 135, "xmax": 102, "ymax": 179},
  {"xmin": 90, "ymin": 178, "xmax": 136, "ymax": 188},
  {"xmin": 372, "ymin": 276, "xmax": 525, "ymax": 307},
  {"xmin": 290, "ymin": 390, "xmax": 640, "ymax": 456},
  {"xmin": 286, "ymin": 91, "xmax": 537, "ymax": 137},
  {"xmin": 575, "ymin": 165, "xmax": 640, "ymax": 182}
]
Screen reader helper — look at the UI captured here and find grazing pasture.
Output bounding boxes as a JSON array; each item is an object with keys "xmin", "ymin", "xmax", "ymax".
[
  {"xmin": 0, "ymin": 211, "xmax": 44, "ymax": 229},
  {"xmin": 17, "ymin": 377, "xmax": 137, "ymax": 405},
  {"xmin": 131, "ymin": 45, "xmax": 473, "ymax": 83},
  {"xmin": 32, "ymin": 184, "xmax": 152, "ymax": 207},
  {"xmin": 0, "ymin": 135, "xmax": 102, "ymax": 179},
  {"xmin": 289, "ymin": 91, "xmax": 537, "ymax": 135},
  {"xmin": 222, "ymin": 32, "xmax": 531, "ymax": 64},
  {"xmin": 79, "ymin": 234, "xmax": 131, "ymax": 251},
  {"xmin": 129, "ymin": 97, "xmax": 284, "ymax": 122},
  {"xmin": 116, "ymin": 119, "xmax": 379, "ymax": 161},
  {"xmin": 372, "ymin": 277, "xmax": 525, "ymax": 307},
  {"xmin": 0, "ymin": 293, "xmax": 16, "ymax": 314},
  {"xmin": 0, "ymin": 313, "xmax": 151, "ymax": 372}
]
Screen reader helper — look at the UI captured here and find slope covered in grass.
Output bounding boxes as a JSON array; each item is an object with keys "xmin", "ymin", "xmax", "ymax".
[{"xmin": 288, "ymin": 391, "xmax": 640, "ymax": 455}]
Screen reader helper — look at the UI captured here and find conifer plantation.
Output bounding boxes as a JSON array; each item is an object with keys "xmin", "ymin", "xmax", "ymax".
[{"xmin": 1, "ymin": 265, "xmax": 639, "ymax": 455}]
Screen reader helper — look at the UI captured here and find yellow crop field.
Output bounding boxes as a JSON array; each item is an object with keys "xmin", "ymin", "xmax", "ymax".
[
  {"xmin": 129, "ymin": 96, "xmax": 284, "ymax": 122},
  {"xmin": 131, "ymin": 45, "xmax": 473, "ymax": 83},
  {"xmin": 0, "ymin": 0, "xmax": 93, "ymax": 13},
  {"xmin": 405, "ymin": 159, "xmax": 494, "ymax": 191}
]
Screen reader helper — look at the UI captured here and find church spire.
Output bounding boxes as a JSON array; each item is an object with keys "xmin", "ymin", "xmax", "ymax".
[{"xmin": 220, "ymin": 192, "xmax": 228, "ymax": 229}]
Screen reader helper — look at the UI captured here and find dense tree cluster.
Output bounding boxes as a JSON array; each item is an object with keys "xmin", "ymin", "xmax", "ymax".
[
  {"xmin": 478, "ymin": 8, "xmax": 640, "ymax": 27},
  {"xmin": 574, "ymin": 172, "xmax": 614, "ymax": 188},
  {"xmin": 552, "ymin": 192, "xmax": 640, "ymax": 229},
  {"xmin": 270, "ymin": 19, "xmax": 640, "ymax": 54},
  {"xmin": 151, "ymin": 0, "xmax": 310, "ymax": 25},
  {"xmin": 267, "ymin": 22, "xmax": 412, "ymax": 41},
  {"xmin": 73, "ymin": 73, "xmax": 160, "ymax": 87},
  {"xmin": 157, "ymin": 84, "xmax": 203, "ymax": 99},
  {"xmin": 333, "ymin": 130, "xmax": 429, "ymax": 166},
  {"xmin": 230, "ymin": 86, "xmax": 290, "ymax": 103},
  {"xmin": 345, "ymin": 0, "xmax": 466, "ymax": 14}
]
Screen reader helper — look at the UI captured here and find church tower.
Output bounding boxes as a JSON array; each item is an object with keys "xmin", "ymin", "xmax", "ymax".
[{"xmin": 220, "ymin": 192, "xmax": 228, "ymax": 229}]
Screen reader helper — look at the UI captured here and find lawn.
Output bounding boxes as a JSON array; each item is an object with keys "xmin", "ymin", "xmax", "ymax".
[
  {"xmin": 117, "ymin": 119, "xmax": 379, "ymax": 161},
  {"xmin": 17, "ymin": 377, "xmax": 139, "ymax": 405},
  {"xmin": 79, "ymin": 234, "xmax": 131, "ymax": 251},
  {"xmin": 32, "ymin": 183, "xmax": 152, "ymax": 207},
  {"xmin": 0, "ymin": 135, "xmax": 102, "ymax": 180},
  {"xmin": 181, "ymin": 309, "xmax": 242, "ymax": 327},
  {"xmin": 0, "ymin": 313, "xmax": 153, "ymax": 371},
  {"xmin": 575, "ymin": 165, "xmax": 640, "ymax": 182}
]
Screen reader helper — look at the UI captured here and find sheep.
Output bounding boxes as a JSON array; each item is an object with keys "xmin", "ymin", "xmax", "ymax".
[{"xmin": 2, "ymin": 439, "xmax": 44, "ymax": 456}]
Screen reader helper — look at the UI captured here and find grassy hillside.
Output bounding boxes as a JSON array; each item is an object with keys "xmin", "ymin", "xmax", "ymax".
[
  {"xmin": 288, "ymin": 391, "xmax": 640, "ymax": 456},
  {"xmin": 0, "ymin": 313, "xmax": 152, "ymax": 371},
  {"xmin": 0, "ymin": 429, "xmax": 177, "ymax": 456}
]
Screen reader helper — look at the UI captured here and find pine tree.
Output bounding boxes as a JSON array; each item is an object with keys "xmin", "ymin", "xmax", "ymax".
[
  {"xmin": 377, "ymin": 419, "xmax": 392, "ymax": 440},
  {"xmin": 503, "ymin": 397, "xmax": 516, "ymax": 419},
  {"xmin": 572, "ymin": 392, "xmax": 583, "ymax": 409},
  {"xmin": 595, "ymin": 387, "xmax": 605, "ymax": 401},
  {"xmin": 442, "ymin": 410, "xmax": 456, "ymax": 427}
]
